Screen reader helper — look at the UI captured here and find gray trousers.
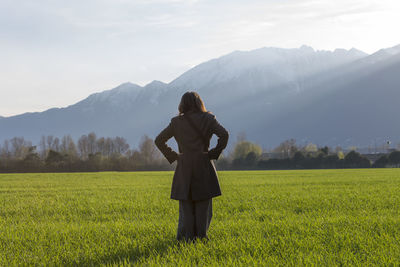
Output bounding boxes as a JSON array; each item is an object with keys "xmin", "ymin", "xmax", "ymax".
[{"xmin": 176, "ymin": 198, "xmax": 212, "ymax": 241}]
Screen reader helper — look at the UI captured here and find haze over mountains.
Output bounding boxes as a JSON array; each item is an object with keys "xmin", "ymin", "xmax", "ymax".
[{"xmin": 1, "ymin": 44, "xmax": 400, "ymax": 149}]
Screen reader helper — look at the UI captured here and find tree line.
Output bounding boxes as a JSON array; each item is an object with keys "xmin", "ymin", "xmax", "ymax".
[
  {"xmin": 0, "ymin": 133, "xmax": 172, "ymax": 173},
  {"xmin": 1, "ymin": 134, "xmax": 399, "ymax": 173},
  {"xmin": 214, "ymin": 138, "xmax": 400, "ymax": 170}
]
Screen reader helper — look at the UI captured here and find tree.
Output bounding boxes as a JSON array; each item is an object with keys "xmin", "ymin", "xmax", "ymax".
[
  {"xmin": 232, "ymin": 141, "xmax": 262, "ymax": 160},
  {"xmin": 244, "ymin": 151, "xmax": 258, "ymax": 168},
  {"xmin": 10, "ymin": 137, "xmax": 31, "ymax": 159},
  {"xmin": 347, "ymin": 146, "xmax": 357, "ymax": 152},
  {"xmin": 128, "ymin": 149, "xmax": 142, "ymax": 169},
  {"xmin": 21, "ymin": 146, "xmax": 42, "ymax": 171},
  {"xmin": 323, "ymin": 154, "xmax": 340, "ymax": 169},
  {"xmin": 45, "ymin": 150, "xmax": 65, "ymax": 165},
  {"xmin": 45, "ymin": 135, "xmax": 60, "ymax": 152},
  {"xmin": 304, "ymin": 143, "xmax": 318, "ymax": 154},
  {"xmin": 138, "ymin": 135, "xmax": 160, "ymax": 165},
  {"xmin": 87, "ymin": 132, "xmax": 97, "ymax": 155},
  {"xmin": 114, "ymin": 137, "xmax": 129, "ymax": 155},
  {"xmin": 39, "ymin": 136, "xmax": 47, "ymax": 158},
  {"xmin": 344, "ymin": 151, "xmax": 370, "ymax": 168},
  {"xmin": 87, "ymin": 152, "xmax": 102, "ymax": 171},
  {"xmin": 0, "ymin": 140, "xmax": 11, "ymax": 159},
  {"xmin": 96, "ymin": 137, "xmax": 106, "ymax": 156},
  {"xmin": 53, "ymin": 137, "xmax": 60, "ymax": 152},
  {"xmin": 273, "ymin": 139, "xmax": 297, "ymax": 158},
  {"xmin": 78, "ymin": 135, "xmax": 89, "ymax": 159},
  {"xmin": 388, "ymin": 151, "xmax": 400, "ymax": 167},
  {"xmin": 319, "ymin": 146, "xmax": 329, "ymax": 155},
  {"xmin": 215, "ymin": 154, "xmax": 230, "ymax": 170},
  {"xmin": 292, "ymin": 151, "xmax": 306, "ymax": 168},
  {"xmin": 373, "ymin": 155, "xmax": 389, "ymax": 168},
  {"xmin": 46, "ymin": 135, "xmax": 54, "ymax": 151},
  {"xmin": 60, "ymin": 135, "xmax": 78, "ymax": 158}
]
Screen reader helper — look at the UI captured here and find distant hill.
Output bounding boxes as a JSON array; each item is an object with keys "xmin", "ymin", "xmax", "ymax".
[{"xmin": 1, "ymin": 45, "xmax": 399, "ymax": 149}]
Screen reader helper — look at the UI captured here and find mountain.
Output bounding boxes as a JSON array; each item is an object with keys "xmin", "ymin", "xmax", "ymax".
[
  {"xmin": 0, "ymin": 45, "xmax": 399, "ymax": 149},
  {"xmin": 169, "ymin": 45, "xmax": 367, "ymax": 106},
  {"xmin": 243, "ymin": 46, "xmax": 400, "ymax": 148},
  {"xmin": 259, "ymin": 50, "xmax": 400, "ymax": 148}
]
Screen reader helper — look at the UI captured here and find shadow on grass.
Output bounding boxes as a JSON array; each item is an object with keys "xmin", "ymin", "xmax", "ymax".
[{"xmin": 97, "ymin": 237, "xmax": 178, "ymax": 265}]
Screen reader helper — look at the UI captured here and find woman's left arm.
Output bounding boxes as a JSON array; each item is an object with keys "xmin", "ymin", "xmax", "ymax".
[
  {"xmin": 207, "ymin": 116, "xmax": 229, "ymax": 160},
  {"xmin": 155, "ymin": 121, "xmax": 178, "ymax": 164}
]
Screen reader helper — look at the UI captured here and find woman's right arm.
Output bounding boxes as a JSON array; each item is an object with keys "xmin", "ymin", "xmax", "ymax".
[{"xmin": 155, "ymin": 121, "xmax": 179, "ymax": 164}]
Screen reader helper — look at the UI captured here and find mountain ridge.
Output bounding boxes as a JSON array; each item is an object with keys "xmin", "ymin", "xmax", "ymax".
[
  {"xmin": 0, "ymin": 45, "xmax": 367, "ymax": 119},
  {"xmin": 1, "ymin": 44, "xmax": 399, "ymax": 149}
]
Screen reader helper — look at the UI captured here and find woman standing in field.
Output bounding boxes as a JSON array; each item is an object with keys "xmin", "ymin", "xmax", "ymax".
[{"xmin": 155, "ymin": 92, "xmax": 229, "ymax": 241}]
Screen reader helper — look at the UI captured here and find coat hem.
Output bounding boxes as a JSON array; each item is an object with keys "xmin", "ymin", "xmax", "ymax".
[{"xmin": 170, "ymin": 193, "xmax": 221, "ymax": 201}]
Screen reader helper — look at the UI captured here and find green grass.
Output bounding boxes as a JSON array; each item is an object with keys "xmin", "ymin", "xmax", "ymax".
[{"xmin": 1, "ymin": 169, "xmax": 400, "ymax": 266}]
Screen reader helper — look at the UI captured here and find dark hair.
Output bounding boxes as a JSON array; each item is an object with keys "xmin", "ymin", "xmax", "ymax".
[{"xmin": 178, "ymin": 91, "xmax": 207, "ymax": 115}]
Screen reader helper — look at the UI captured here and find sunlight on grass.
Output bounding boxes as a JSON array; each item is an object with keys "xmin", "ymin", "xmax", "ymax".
[{"xmin": 1, "ymin": 169, "xmax": 400, "ymax": 265}]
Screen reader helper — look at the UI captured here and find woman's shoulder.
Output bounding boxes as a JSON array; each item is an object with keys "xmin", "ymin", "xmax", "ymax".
[
  {"xmin": 202, "ymin": 111, "xmax": 217, "ymax": 122},
  {"xmin": 171, "ymin": 112, "xmax": 216, "ymax": 123},
  {"xmin": 171, "ymin": 114, "xmax": 184, "ymax": 123}
]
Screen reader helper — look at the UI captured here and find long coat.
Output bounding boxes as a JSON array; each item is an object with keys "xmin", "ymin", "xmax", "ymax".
[{"xmin": 155, "ymin": 111, "xmax": 229, "ymax": 201}]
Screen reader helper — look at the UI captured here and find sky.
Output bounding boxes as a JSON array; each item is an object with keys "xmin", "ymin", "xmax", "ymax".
[{"xmin": 1, "ymin": 0, "xmax": 400, "ymax": 117}]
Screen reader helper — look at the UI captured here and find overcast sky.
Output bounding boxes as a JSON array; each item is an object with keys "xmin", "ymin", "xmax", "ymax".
[{"xmin": 1, "ymin": 0, "xmax": 399, "ymax": 117}]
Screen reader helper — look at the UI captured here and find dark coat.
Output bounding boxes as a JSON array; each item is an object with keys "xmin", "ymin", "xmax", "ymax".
[{"xmin": 155, "ymin": 111, "xmax": 229, "ymax": 201}]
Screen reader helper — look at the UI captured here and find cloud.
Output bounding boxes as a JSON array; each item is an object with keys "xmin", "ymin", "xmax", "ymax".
[
  {"xmin": 1, "ymin": 0, "xmax": 400, "ymax": 116},
  {"xmin": 144, "ymin": 14, "xmax": 197, "ymax": 28}
]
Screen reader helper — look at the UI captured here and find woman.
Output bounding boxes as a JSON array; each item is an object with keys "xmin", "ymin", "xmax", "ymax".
[{"xmin": 155, "ymin": 91, "xmax": 229, "ymax": 241}]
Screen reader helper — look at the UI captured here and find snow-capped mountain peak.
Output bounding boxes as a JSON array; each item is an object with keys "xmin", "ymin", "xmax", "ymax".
[
  {"xmin": 170, "ymin": 45, "xmax": 367, "ymax": 93},
  {"xmin": 2, "ymin": 44, "xmax": 400, "ymax": 149}
]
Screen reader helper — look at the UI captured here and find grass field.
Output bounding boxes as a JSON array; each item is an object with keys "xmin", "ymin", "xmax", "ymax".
[{"xmin": 1, "ymin": 169, "xmax": 400, "ymax": 266}]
